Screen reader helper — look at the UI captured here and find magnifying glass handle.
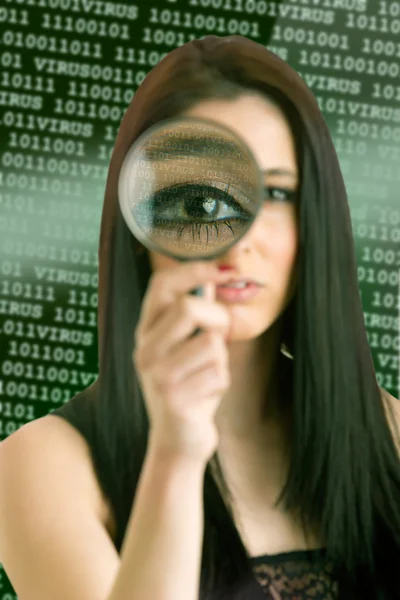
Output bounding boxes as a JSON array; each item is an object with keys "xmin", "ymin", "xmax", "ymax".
[{"xmin": 189, "ymin": 286, "xmax": 203, "ymax": 336}]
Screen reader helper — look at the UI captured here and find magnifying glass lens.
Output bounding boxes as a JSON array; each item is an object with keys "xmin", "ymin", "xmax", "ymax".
[{"xmin": 118, "ymin": 116, "xmax": 264, "ymax": 262}]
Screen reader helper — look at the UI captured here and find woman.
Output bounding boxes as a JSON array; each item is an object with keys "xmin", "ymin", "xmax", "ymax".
[{"xmin": 0, "ymin": 34, "xmax": 400, "ymax": 600}]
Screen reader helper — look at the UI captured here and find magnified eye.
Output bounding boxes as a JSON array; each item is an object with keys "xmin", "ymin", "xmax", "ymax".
[{"xmin": 146, "ymin": 181, "xmax": 253, "ymax": 244}]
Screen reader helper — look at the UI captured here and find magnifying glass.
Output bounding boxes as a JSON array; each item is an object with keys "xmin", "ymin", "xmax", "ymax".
[{"xmin": 118, "ymin": 116, "xmax": 265, "ymax": 301}]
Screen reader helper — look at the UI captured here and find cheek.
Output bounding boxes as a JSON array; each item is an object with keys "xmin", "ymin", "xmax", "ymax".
[
  {"xmin": 275, "ymin": 229, "xmax": 297, "ymax": 269},
  {"xmin": 257, "ymin": 210, "xmax": 298, "ymax": 268},
  {"xmin": 148, "ymin": 251, "xmax": 177, "ymax": 273}
]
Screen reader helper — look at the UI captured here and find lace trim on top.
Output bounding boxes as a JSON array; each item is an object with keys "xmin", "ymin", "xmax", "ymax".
[{"xmin": 249, "ymin": 548, "xmax": 339, "ymax": 599}]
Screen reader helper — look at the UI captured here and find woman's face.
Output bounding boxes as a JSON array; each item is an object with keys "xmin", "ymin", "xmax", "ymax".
[{"xmin": 148, "ymin": 93, "xmax": 299, "ymax": 342}]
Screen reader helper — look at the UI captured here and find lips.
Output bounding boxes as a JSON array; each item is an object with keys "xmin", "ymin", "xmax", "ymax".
[
  {"xmin": 216, "ymin": 265, "xmax": 264, "ymax": 291},
  {"xmin": 217, "ymin": 278, "xmax": 263, "ymax": 288},
  {"xmin": 218, "ymin": 281, "xmax": 252, "ymax": 289},
  {"xmin": 215, "ymin": 281, "xmax": 263, "ymax": 303}
]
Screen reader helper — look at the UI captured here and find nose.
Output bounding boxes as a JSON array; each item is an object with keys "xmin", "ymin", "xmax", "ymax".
[{"xmin": 220, "ymin": 229, "xmax": 253, "ymax": 259}]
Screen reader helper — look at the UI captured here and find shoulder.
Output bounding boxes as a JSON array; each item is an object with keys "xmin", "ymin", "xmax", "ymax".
[
  {"xmin": 0, "ymin": 415, "xmax": 121, "ymax": 599},
  {"xmin": 380, "ymin": 387, "xmax": 400, "ymax": 455},
  {"xmin": 381, "ymin": 387, "xmax": 400, "ymax": 417},
  {"xmin": 0, "ymin": 414, "xmax": 116, "ymax": 540}
]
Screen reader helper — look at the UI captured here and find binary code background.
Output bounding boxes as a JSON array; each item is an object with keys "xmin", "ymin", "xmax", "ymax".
[{"xmin": 0, "ymin": 0, "xmax": 400, "ymax": 596}]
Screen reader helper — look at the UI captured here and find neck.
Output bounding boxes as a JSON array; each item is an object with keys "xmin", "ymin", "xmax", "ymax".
[{"xmin": 215, "ymin": 317, "xmax": 289, "ymax": 442}]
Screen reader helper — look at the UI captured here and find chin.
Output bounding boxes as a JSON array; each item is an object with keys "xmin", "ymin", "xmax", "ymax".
[
  {"xmin": 226, "ymin": 315, "xmax": 276, "ymax": 342},
  {"xmin": 225, "ymin": 304, "xmax": 284, "ymax": 343}
]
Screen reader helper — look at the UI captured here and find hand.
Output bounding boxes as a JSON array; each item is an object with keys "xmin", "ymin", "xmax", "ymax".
[{"xmin": 133, "ymin": 261, "xmax": 233, "ymax": 464}]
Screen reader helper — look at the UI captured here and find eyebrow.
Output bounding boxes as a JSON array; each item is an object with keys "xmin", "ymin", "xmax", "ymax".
[
  {"xmin": 144, "ymin": 137, "xmax": 298, "ymax": 180},
  {"xmin": 263, "ymin": 168, "xmax": 297, "ymax": 179},
  {"xmin": 145, "ymin": 135, "xmax": 242, "ymax": 159}
]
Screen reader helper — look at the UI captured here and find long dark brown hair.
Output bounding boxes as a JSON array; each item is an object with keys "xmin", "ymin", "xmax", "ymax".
[{"xmin": 87, "ymin": 35, "xmax": 400, "ymax": 598}]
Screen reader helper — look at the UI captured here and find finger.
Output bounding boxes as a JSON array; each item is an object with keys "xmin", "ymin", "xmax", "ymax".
[
  {"xmin": 203, "ymin": 279, "xmax": 216, "ymax": 303},
  {"xmin": 136, "ymin": 297, "xmax": 230, "ymax": 364},
  {"xmin": 158, "ymin": 330, "xmax": 227, "ymax": 385},
  {"xmin": 136, "ymin": 262, "xmax": 232, "ymax": 343},
  {"xmin": 154, "ymin": 360, "xmax": 229, "ymax": 413},
  {"xmin": 176, "ymin": 361, "xmax": 230, "ymax": 405}
]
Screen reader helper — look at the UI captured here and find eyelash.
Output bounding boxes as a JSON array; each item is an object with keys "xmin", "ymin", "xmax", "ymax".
[
  {"xmin": 147, "ymin": 182, "xmax": 297, "ymax": 246},
  {"xmin": 149, "ymin": 181, "xmax": 248, "ymax": 244}
]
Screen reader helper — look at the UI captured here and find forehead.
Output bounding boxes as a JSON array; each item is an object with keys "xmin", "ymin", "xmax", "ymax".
[{"xmin": 182, "ymin": 94, "xmax": 298, "ymax": 180}]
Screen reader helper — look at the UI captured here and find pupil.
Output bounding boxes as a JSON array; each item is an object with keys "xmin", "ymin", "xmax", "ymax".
[{"xmin": 183, "ymin": 195, "xmax": 218, "ymax": 219}]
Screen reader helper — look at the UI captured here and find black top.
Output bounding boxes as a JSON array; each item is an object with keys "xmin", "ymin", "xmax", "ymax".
[
  {"xmin": 50, "ymin": 392, "xmax": 338, "ymax": 599},
  {"xmin": 249, "ymin": 548, "xmax": 337, "ymax": 599}
]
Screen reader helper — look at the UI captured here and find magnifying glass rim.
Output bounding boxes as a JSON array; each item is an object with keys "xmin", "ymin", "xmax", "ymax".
[{"xmin": 118, "ymin": 115, "xmax": 265, "ymax": 260}]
